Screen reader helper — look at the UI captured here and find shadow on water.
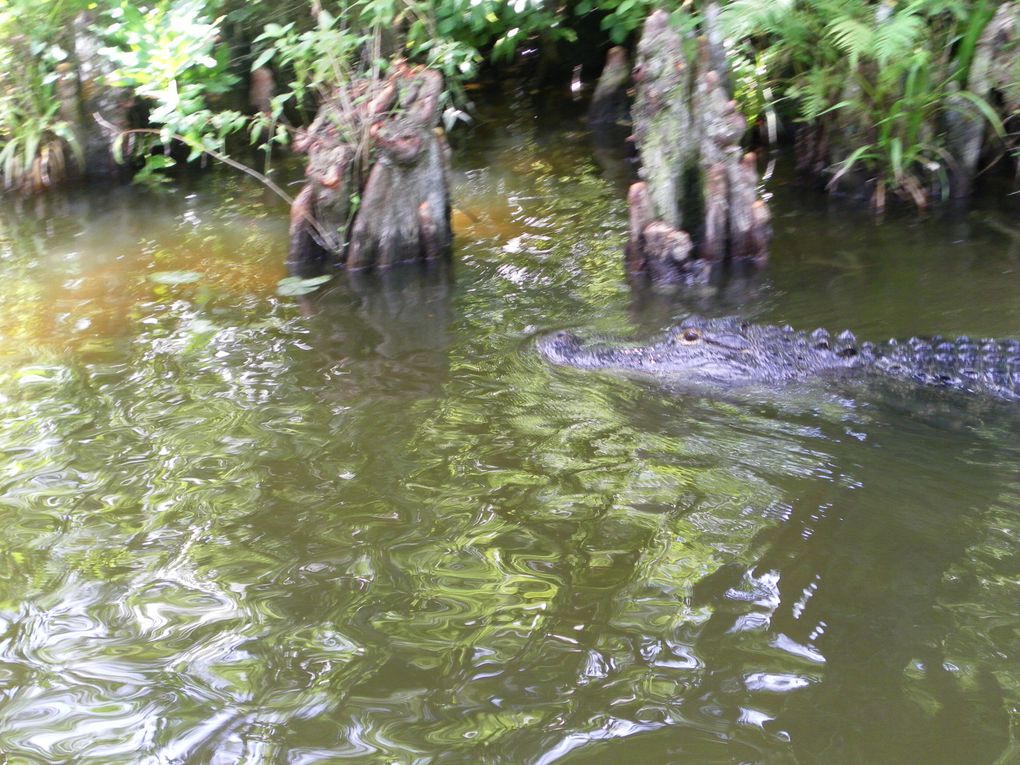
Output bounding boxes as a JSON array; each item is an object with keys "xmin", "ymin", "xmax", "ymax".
[
  {"xmin": 588, "ymin": 121, "xmax": 637, "ymax": 196},
  {"xmin": 501, "ymin": 381, "xmax": 1020, "ymax": 765},
  {"xmin": 699, "ymin": 397, "xmax": 1018, "ymax": 765}
]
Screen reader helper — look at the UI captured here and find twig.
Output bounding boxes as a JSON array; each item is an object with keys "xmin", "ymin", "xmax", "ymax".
[
  {"xmin": 94, "ymin": 115, "xmax": 295, "ymax": 205},
  {"xmin": 93, "ymin": 113, "xmax": 342, "ymax": 250}
]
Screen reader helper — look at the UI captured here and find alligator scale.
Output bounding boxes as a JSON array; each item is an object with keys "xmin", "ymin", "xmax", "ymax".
[{"xmin": 538, "ymin": 317, "xmax": 1020, "ymax": 401}]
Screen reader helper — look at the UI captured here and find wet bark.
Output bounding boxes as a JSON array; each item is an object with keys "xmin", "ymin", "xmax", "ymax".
[
  {"xmin": 288, "ymin": 64, "xmax": 452, "ymax": 275},
  {"xmin": 626, "ymin": 8, "xmax": 770, "ymax": 283},
  {"xmin": 587, "ymin": 47, "xmax": 630, "ymax": 127}
]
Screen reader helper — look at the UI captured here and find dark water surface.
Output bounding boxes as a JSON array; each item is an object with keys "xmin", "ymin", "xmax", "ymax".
[{"xmin": 1, "ymin": 89, "xmax": 1019, "ymax": 764}]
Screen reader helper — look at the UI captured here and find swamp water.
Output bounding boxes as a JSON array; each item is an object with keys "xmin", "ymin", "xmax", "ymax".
[{"xmin": 0, "ymin": 90, "xmax": 1019, "ymax": 764}]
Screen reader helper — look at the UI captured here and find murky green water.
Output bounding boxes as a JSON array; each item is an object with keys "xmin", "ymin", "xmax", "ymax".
[{"xmin": 1, "ymin": 87, "xmax": 1019, "ymax": 764}]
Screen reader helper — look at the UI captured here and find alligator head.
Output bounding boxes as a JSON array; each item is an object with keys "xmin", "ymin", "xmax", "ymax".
[
  {"xmin": 538, "ymin": 316, "xmax": 866, "ymax": 387},
  {"xmin": 539, "ymin": 317, "xmax": 1020, "ymax": 400}
]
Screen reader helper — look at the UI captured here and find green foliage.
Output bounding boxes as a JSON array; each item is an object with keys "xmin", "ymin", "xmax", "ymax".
[
  {"xmin": 720, "ymin": 0, "xmax": 1010, "ymax": 207},
  {"xmin": 951, "ymin": 0, "xmax": 995, "ymax": 84},
  {"xmin": 827, "ymin": 8, "xmax": 924, "ymax": 69},
  {"xmin": 574, "ymin": 0, "xmax": 669, "ymax": 45},
  {"xmin": 101, "ymin": 0, "xmax": 246, "ymax": 166},
  {"xmin": 0, "ymin": 0, "xmax": 85, "ymax": 190},
  {"xmin": 0, "ymin": 0, "xmax": 1016, "ymax": 206},
  {"xmin": 251, "ymin": 12, "xmax": 364, "ymax": 109},
  {"xmin": 424, "ymin": 0, "xmax": 576, "ymax": 62},
  {"xmin": 248, "ymin": 0, "xmax": 575, "ymax": 106}
]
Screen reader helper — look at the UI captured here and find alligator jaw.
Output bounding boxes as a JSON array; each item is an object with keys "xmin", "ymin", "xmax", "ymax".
[{"xmin": 537, "ymin": 331, "xmax": 627, "ymax": 369}]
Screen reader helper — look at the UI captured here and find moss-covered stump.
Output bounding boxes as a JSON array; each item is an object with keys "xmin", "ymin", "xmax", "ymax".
[
  {"xmin": 287, "ymin": 63, "xmax": 452, "ymax": 276},
  {"xmin": 626, "ymin": 8, "xmax": 770, "ymax": 284}
]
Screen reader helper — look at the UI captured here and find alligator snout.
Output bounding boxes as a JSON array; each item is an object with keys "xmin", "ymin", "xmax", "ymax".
[{"xmin": 536, "ymin": 330, "xmax": 585, "ymax": 365}]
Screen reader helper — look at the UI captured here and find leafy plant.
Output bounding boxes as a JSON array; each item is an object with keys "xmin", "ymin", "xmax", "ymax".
[
  {"xmin": 0, "ymin": 3, "xmax": 84, "ymax": 191},
  {"xmin": 251, "ymin": 10, "xmax": 365, "ymax": 112},
  {"xmin": 422, "ymin": 0, "xmax": 576, "ymax": 63},
  {"xmin": 721, "ymin": 0, "xmax": 1007, "ymax": 208},
  {"xmin": 574, "ymin": 0, "xmax": 664, "ymax": 45},
  {"xmin": 101, "ymin": 0, "xmax": 245, "ymax": 163},
  {"xmin": 276, "ymin": 274, "xmax": 332, "ymax": 296}
]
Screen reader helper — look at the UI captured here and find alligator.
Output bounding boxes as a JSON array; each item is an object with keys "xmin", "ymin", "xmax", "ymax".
[{"xmin": 537, "ymin": 316, "xmax": 1020, "ymax": 401}]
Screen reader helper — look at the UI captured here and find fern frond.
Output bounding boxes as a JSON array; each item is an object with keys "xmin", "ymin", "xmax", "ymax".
[
  {"xmin": 827, "ymin": 18, "xmax": 873, "ymax": 69},
  {"xmin": 874, "ymin": 12, "xmax": 924, "ymax": 67},
  {"xmin": 718, "ymin": 0, "xmax": 794, "ymax": 39},
  {"xmin": 794, "ymin": 67, "xmax": 844, "ymax": 122}
]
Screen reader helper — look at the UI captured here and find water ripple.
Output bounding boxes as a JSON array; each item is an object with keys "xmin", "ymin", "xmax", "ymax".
[{"xmin": 0, "ymin": 94, "xmax": 1017, "ymax": 764}]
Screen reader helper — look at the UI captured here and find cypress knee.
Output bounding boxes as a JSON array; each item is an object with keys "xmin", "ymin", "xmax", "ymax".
[{"xmin": 287, "ymin": 64, "xmax": 452, "ymax": 275}]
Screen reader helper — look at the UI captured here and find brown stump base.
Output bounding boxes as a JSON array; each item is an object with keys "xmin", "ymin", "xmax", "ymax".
[{"xmin": 287, "ymin": 63, "xmax": 452, "ymax": 277}]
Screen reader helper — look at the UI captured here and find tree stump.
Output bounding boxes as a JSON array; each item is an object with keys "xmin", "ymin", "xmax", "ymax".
[
  {"xmin": 588, "ymin": 46, "xmax": 630, "ymax": 127},
  {"xmin": 626, "ymin": 8, "xmax": 770, "ymax": 283},
  {"xmin": 287, "ymin": 63, "xmax": 452, "ymax": 276}
]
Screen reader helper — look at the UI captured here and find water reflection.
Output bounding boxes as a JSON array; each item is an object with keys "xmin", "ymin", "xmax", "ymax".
[
  {"xmin": 687, "ymin": 397, "xmax": 1020, "ymax": 765},
  {"xmin": 588, "ymin": 122, "xmax": 635, "ymax": 195},
  {"xmin": 0, "ymin": 81, "xmax": 1018, "ymax": 764}
]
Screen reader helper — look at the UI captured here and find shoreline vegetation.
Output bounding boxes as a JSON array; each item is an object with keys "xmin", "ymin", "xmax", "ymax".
[{"xmin": 2, "ymin": 1, "xmax": 1019, "ymax": 232}]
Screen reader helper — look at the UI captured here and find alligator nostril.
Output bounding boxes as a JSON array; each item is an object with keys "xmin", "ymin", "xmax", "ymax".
[{"xmin": 538, "ymin": 330, "xmax": 582, "ymax": 356}]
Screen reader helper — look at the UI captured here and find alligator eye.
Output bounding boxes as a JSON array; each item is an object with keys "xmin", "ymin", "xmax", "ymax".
[{"xmin": 682, "ymin": 329, "xmax": 701, "ymax": 342}]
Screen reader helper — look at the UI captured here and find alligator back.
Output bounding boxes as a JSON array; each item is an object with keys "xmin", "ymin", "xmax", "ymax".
[
  {"xmin": 538, "ymin": 317, "xmax": 1020, "ymax": 402},
  {"xmin": 869, "ymin": 335, "xmax": 1020, "ymax": 401}
]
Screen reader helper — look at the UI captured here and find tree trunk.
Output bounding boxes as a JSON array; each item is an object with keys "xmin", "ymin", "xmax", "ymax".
[
  {"xmin": 588, "ymin": 46, "xmax": 630, "ymax": 127},
  {"xmin": 288, "ymin": 64, "xmax": 452, "ymax": 276},
  {"xmin": 946, "ymin": 4, "xmax": 1020, "ymax": 197},
  {"xmin": 626, "ymin": 8, "xmax": 770, "ymax": 284},
  {"xmin": 631, "ymin": 10, "xmax": 694, "ymax": 234},
  {"xmin": 70, "ymin": 12, "xmax": 136, "ymax": 180}
]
